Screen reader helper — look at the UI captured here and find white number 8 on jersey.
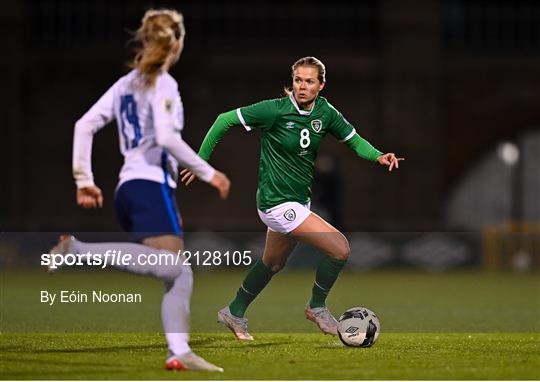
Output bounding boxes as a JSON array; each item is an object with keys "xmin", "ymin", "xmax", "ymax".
[{"xmin": 300, "ymin": 128, "xmax": 311, "ymax": 149}]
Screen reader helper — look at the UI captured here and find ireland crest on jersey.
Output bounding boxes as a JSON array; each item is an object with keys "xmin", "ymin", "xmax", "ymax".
[{"xmin": 311, "ymin": 119, "xmax": 322, "ymax": 132}]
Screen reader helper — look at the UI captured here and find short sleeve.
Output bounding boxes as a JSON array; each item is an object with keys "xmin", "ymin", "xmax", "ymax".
[
  {"xmin": 328, "ymin": 104, "xmax": 357, "ymax": 143},
  {"xmin": 237, "ymin": 99, "xmax": 278, "ymax": 132}
]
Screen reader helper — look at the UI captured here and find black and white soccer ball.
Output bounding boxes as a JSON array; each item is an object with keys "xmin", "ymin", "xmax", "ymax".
[{"xmin": 337, "ymin": 307, "xmax": 380, "ymax": 347}]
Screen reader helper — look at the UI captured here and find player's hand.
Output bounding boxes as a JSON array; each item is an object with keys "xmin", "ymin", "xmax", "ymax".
[
  {"xmin": 181, "ymin": 169, "xmax": 231, "ymax": 199},
  {"xmin": 77, "ymin": 186, "xmax": 103, "ymax": 209},
  {"xmin": 377, "ymin": 153, "xmax": 404, "ymax": 171},
  {"xmin": 209, "ymin": 171, "xmax": 231, "ymax": 200},
  {"xmin": 180, "ymin": 168, "xmax": 196, "ymax": 185}
]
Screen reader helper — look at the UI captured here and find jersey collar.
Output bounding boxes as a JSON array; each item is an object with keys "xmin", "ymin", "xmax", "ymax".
[{"xmin": 289, "ymin": 93, "xmax": 315, "ymax": 116}]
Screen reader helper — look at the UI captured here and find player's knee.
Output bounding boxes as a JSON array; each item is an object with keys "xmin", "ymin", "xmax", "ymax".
[
  {"xmin": 264, "ymin": 259, "xmax": 286, "ymax": 273},
  {"xmin": 157, "ymin": 264, "xmax": 184, "ymax": 282},
  {"xmin": 331, "ymin": 239, "xmax": 350, "ymax": 261},
  {"xmin": 162, "ymin": 264, "xmax": 193, "ymax": 295},
  {"xmin": 270, "ymin": 262, "xmax": 286, "ymax": 272}
]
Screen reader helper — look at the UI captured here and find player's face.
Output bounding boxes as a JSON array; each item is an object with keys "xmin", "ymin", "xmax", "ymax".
[{"xmin": 292, "ymin": 66, "xmax": 325, "ymax": 109}]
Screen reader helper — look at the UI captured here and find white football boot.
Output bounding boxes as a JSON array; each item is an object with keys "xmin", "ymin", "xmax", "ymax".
[
  {"xmin": 304, "ymin": 304, "xmax": 338, "ymax": 336},
  {"xmin": 217, "ymin": 306, "xmax": 254, "ymax": 340},
  {"xmin": 165, "ymin": 351, "xmax": 223, "ymax": 372}
]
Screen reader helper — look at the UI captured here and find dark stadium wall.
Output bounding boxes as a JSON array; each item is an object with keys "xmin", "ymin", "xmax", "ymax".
[{"xmin": 3, "ymin": 0, "xmax": 540, "ymax": 232}]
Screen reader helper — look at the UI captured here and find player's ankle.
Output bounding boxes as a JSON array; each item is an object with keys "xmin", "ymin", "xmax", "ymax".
[
  {"xmin": 228, "ymin": 304, "xmax": 246, "ymax": 318},
  {"xmin": 308, "ymin": 298, "xmax": 326, "ymax": 309}
]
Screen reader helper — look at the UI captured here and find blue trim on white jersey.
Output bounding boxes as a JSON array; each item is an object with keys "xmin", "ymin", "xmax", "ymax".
[
  {"xmin": 161, "ymin": 150, "xmax": 168, "ymax": 183},
  {"xmin": 160, "ymin": 150, "xmax": 181, "ymax": 235},
  {"xmin": 119, "ymin": 96, "xmax": 130, "ymax": 150}
]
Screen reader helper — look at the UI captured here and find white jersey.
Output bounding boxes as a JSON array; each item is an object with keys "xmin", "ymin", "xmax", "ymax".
[{"xmin": 73, "ymin": 70, "xmax": 215, "ymax": 189}]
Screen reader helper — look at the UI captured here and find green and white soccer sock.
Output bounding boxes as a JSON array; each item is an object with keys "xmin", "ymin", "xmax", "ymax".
[
  {"xmin": 309, "ymin": 256, "xmax": 347, "ymax": 308},
  {"xmin": 229, "ymin": 259, "xmax": 276, "ymax": 318}
]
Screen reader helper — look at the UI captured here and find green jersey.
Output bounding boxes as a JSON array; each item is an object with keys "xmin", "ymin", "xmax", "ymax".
[
  {"xmin": 198, "ymin": 94, "xmax": 383, "ymax": 212},
  {"xmin": 237, "ymin": 95, "xmax": 372, "ymax": 211}
]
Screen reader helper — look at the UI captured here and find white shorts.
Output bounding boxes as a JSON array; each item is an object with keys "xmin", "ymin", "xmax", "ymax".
[{"xmin": 258, "ymin": 201, "xmax": 312, "ymax": 234}]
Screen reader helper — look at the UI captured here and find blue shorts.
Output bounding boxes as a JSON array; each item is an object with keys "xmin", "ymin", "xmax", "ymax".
[{"xmin": 114, "ymin": 179, "xmax": 184, "ymax": 242}]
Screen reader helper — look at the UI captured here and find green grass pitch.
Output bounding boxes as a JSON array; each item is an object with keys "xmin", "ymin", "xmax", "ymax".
[{"xmin": 1, "ymin": 269, "xmax": 539, "ymax": 379}]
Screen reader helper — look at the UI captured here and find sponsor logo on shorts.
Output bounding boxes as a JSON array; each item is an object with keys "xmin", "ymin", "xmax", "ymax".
[
  {"xmin": 311, "ymin": 119, "xmax": 322, "ymax": 132},
  {"xmin": 284, "ymin": 209, "xmax": 296, "ymax": 221}
]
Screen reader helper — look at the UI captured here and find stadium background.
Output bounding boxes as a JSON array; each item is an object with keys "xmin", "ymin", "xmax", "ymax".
[
  {"xmin": 2, "ymin": 0, "xmax": 539, "ymax": 271},
  {"xmin": 1, "ymin": 1, "xmax": 539, "ymax": 379}
]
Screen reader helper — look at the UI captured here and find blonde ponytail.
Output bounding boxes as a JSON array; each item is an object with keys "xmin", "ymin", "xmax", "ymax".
[{"xmin": 130, "ymin": 9, "xmax": 185, "ymax": 88}]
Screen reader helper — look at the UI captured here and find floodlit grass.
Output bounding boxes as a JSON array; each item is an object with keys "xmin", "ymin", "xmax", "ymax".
[{"xmin": 1, "ymin": 269, "xmax": 539, "ymax": 379}]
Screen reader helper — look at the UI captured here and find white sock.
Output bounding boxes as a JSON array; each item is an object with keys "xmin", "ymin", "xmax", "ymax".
[
  {"xmin": 163, "ymin": 266, "xmax": 193, "ymax": 356},
  {"xmin": 166, "ymin": 333, "xmax": 191, "ymax": 356},
  {"xmin": 70, "ymin": 239, "xmax": 193, "ymax": 356}
]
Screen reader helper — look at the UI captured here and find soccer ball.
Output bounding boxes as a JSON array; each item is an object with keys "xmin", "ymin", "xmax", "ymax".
[{"xmin": 337, "ymin": 307, "xmax": 380, "ymax": 347}]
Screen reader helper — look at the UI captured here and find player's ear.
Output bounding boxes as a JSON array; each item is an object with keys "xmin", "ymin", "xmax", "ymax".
[{"xmin": 319, "ymin": 82, "xmax": 325, "ymax": 92}]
